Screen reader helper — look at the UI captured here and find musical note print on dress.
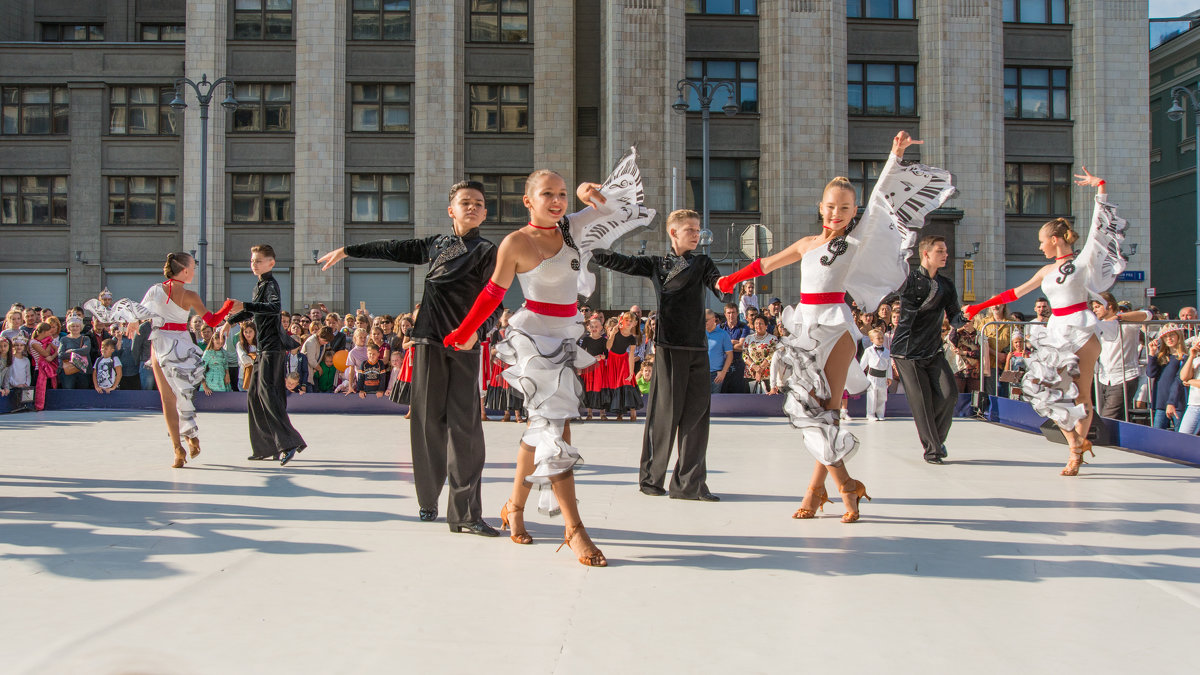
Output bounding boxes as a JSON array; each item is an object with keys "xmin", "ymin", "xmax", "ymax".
[{"xmin": 820, "ymin": 236, "xmax": 849, "ymax": 267}]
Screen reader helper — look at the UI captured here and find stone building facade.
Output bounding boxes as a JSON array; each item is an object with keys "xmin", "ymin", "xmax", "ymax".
[{"xmin": 0, "ymin": 1, "xmax": 1149, "ymax": 316}]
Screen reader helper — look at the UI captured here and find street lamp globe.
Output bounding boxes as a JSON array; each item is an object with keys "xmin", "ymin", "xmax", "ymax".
[
  {"xmin": 1168, "ymin": 97, "xmax": 1186, "ymax": 122},
  {"xmin": 721, "ymin": 102, "xmax": 739, "ymax": 117},
  {"xmin": 169, "ymin": 90, "xmax": 187, "ymax": 111},
  {"xmin": 672, "ymin": 94, "xmax": 689, "ymax": 113},
  {"xmin": 220, "ymin": 91, "xmax": 239, "ymax": 111}
]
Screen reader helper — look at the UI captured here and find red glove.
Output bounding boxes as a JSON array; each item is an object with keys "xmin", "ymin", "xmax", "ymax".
[
  {"xmin": 964, "ymin": 288, "xmax": 1017, "ymax": 320},
  {"xmin": 717, "ymin": 259, "xmax": 764, "ymax": 294},
  {"xmin": 443, "ymin": 281, "xmax": 507, "ymax": 349},
  {"xmin": 202, "ymin": 299, "xmax": 236, "ymax": 328}
]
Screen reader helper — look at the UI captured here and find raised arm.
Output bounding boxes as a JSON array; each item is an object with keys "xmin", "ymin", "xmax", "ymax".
[
  {"xmin": 179, "ymin": 289, "xmax": 235, "ymax": 329},
  {"xmin": 441, "ymin": 233, "xmax": 522, "ymax": 350},
  {"xmin": 591, "ymin": 249, "xmax": 655, "ymax": 278},
  {"xmin": 318, "ymin": 237, "xmax": 435, "ymax": 271}
]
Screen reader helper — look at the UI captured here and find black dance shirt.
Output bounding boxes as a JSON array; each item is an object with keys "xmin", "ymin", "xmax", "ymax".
[
  {"xmin": 227, "ymin": 271, "xmax": 288, "ymax": 352},
  {"xmin": 344, "ymin": 228, "xmax": 499, "ymax": 350},
  {"xmin": 591, "ymin": 249, "xmax": 723, "ymax": 350},
  {"xmin": 891, "ymin": 265, "xmax": 967, "ymax": 360}
]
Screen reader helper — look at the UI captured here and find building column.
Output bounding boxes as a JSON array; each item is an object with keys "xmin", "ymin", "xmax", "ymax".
[
  {"xmin": 1073, "ymin": 1, "xmax": 1151, "ymax": 303},
  {"xmin": 182, "ymin": 1, "xmax": 229, "ymax": 302},
  {"xmin": 412, "ymin": 1, "xmax": 464, "ymax": 304},
  {"xmin": 918, "ymin": 0, "xmax": 1005, "ymax": 296},
  {"xmin": 533, "ymin": 0, "xmax": 575, "ymax": 185},
  {"xmin": 759, "ymin": 2, "xmax": 847, "ymax": 303},
  {"xmin": 600, "ymin": 0, "xmax": 685, "ymax": 310},
  {"xmin": 294, "ymin": 0, "xmax": 346, "ymax": 311},
  {"xmin": 67, "ymin": 82, "xmax": 105, "ymax": 305}
]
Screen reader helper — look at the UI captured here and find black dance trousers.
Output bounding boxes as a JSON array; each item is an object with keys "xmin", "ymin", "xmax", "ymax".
[
  {"xmin": 409, "ymin": 344, "xmax": 486, "ymax": 524},
  {"xmin": 894, "ymin": 355, "xmax": 957, "ymax": 460},
  {"xmin": 641, "ymin": 346, "xmax": 712, "ymax": 497},
  {"xmin": 247, "ymin": 351, "xmax": 306, "ymax": 457}
]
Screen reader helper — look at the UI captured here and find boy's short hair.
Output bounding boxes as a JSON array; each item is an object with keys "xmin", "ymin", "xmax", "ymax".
[
  {"xmin": 285, "ymin": 371, "xmax": 300, "ymax": 381},
  {"xmin": 666, "ymin": 209, "xmax": 700, "ymax": 229},
  {"xmin": 101, "ymin": 338, "xmax": 116, "ymax": 349},
  {"xmin": 918, "ymin": 235, "xmax": 946, "ymax": 254},
  {"xmin": 448, "ymin": 179, "xmax": 485, "ymax": 202},
  {"xmin": 366, "ymin": 342, "xmax": 380, "ymax": 352},
  {"xmin": 250, "ymin": 244, "xmax": 276, "ymax": 260},
  {"xmin": 868, "ymin": 328, "xmax": 884, "ymax": 338},
  {"xmin": 317, "ymin": 326, "xmax": 334, "ymax": 341}
]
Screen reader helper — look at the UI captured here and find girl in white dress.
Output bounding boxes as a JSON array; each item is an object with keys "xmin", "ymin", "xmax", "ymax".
[
  {"xmin": 717, "ymin": 131, "xmax": 955, "ymax": 522},
  {"xmin": 86, "ymin": 252, "xmax": 234, "ymax": 467},
  {"xmin": 964, "ymin": 168, "xmax": 1129, "ymax": 476}
]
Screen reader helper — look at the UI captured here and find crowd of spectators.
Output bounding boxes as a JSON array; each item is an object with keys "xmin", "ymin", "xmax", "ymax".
[{"xmin": 4, "ymin": 287, "xmax": 1198, "ymax": 434}]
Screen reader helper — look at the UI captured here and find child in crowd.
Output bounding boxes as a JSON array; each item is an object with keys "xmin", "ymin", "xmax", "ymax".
[
  {"xmin": 0, "ymin": 337, "xmax": 10, "ymax": 398},
  {"xmin": 285, "ymin": 339, "xmax": 309, "ymax": 392},
  {"xmin": 201, "ymin": 332, "xmax": 231, "ymax": 395},
  {"xmin": 635, "ymin": 359, "xmax": 653, "ymax": 396},
  {"xmin": 368, "ymin": 325, "xmax": 391, "ymax": 363},
  {"xmin": 353, "ymin": 343, "xmax": 387, "ymax": 399},
  {"xmin": 577, "ymin": 316, "xmax": 609, "ymax": 420},
  {"xmin": 345, "ymin": 327, "xmax": 370, "ymax": 393},
  {"xmin": 861, "ymin": 328, "xmax": 892, "ymax": 421},
  {"xmin": 314, "ymin": 350, "xmax": 341, "ymax": 393},
  {"xmin": 6, "ymin": 337, "xmax": 33, "ymax": 409},
  {"xmin": 1002, "ymin": 334, "xmax": 1030, "ymax": 399},
  {"xmin": 236, "ymin": 321, "xmax": 258, "ymax": 391},
  {"xmin": 198, "ymin": 324, "xmax": 214, "ymax": 350},
  {"xmin": 92, "ymin": 338, "xmax": 122, "ymax": 394},
  {"xmin": 28, "ymin": 322, "xmax": 59, "ymax": 411},
  {"xmin": 285, "ymin": 371, "xmax": 306, "ymax": 396},
  {"xmin": 606, "ymin": 311, "xmax": 642, "ymax": 422}
]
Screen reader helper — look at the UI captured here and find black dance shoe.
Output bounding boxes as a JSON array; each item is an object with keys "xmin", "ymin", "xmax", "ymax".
[
  {"xmin": 279, "ymin": 447, "xmax": 301, "ymax": 465},
  {"xmin": 247, "ymin": 454, "xmax": 276, "ymax": 461},
  {"xmin": 939, "ymin": 444, "xmax": 948, "ymax": 458},
  {"xmin": 449, "ymin": 520, "xmax": 499, "ymax": 537},
  {"xmin": 639, "ymin": 485, "xmax": 667, "ymax": 497},
  {"xmin": 924, "ymin": 455, "xmax": 945, "ymax": 465},
  {"xmin": 670, "ymin": 490, "xmax": 720, "ymax": 502},
  {"xmin": 419, "ymin": 508, "xmax": 437, "ymax": 522}
]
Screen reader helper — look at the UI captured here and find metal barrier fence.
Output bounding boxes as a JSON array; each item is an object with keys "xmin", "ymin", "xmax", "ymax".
[{"xmin": 974, "ymin": 318, "xmax": 1200, "ymax": 425}]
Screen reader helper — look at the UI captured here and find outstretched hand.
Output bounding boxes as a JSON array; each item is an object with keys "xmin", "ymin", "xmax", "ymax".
[
  {"xmin": 891, "ymin": 130, "xmax": 923, "ymax": 157},
  {"xmin": 577, "ymin": 182, "xmax": 606, "ymax": 210},
  {"xmin": 318, "ymin": 248, "xmax": 347, "ymax": 271},
  {"xmin": 1073, "ymin": 166, "xmax": 1105, "ymax": 192},
  {"xmin": 716, "ymin": 275, "xmax": 736, "ymax": 295}
]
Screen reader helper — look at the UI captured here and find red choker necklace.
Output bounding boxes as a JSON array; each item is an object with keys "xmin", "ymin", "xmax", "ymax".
[
  {"xmin": 1055, "ymin": 253, "xmax": 1074, "ymax": 260},
  {"xmin": 528, "ymin": 221, "xmax": 558, "ymax": 230}
]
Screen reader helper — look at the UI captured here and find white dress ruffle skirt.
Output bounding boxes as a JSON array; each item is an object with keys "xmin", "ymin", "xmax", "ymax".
[
  {"xmin": 494, "ymin": 307, "xmax": 595, "ymax": 515},
  {"xmin": 1021, "ymin": 310, "xmax": 1099, "ymax": 430},
  {"xmin": 84, "ymin": 294, "xmax": 205, "ymax": 438},
  {"xmin": 770, "ymin": 303, "xmax": 870, "ymax": 466}
]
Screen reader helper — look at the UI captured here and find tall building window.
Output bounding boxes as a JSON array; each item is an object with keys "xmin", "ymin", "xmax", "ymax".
[
  {"xmin": 847, "ymin": 159, "xmax": 886, "ymax": 206},
  {"xmin": 351, "ymin": 0, "xmax": 412, "ymax": 40},
  {"xmin": 231, "ymin": 84, "xmax": 293, "ymax": 132},
  {"xmin": 108, "ymin": 177, "xmax": 177, "ymax": 225},
  {"xmin": 684, "ymin": 60, "xmax": 758, "ymax": 113},
  {"xmin": 233, "ymin": 0, "xmax": 293, "ymax": 39},
  {"xmin": 140, "ymin": 24, "xmax": 186, "ymax": 41},
  {"xmin": 1, "ymin": 176, "xmax": 68, "ymax": 225},
  {"xmin": 350, "ymin": 174, "xmax": 412, "ymax": 222},
  {"xmin": 350, "ymin": 84, "xmax": 412, "ymax": 132},
  {"xmin": 1004, "ymin": 67, "xmax": 1069, "ymax": 120},
  {"xmin": 846, "ymin": 0, "xmax": 914, "ymax": 19},
  {"xmin": 231, "ymin": 174, "xmax": 292, "ymax": 222},
  {"xmin": 685, "ymin": 0, "xmax": 757, "ymax": 15},
  {"xmin": 1, "ymin": 86, "xmax": 69, "ymax": 135},
  {"xmin": 1003, "ymin": 0, "xmax": 1068, "ymax": 24},
  {"xmin": 1005, "ymin": 163, "xmax": 1072, "ymax": 216},
  {"xmin": 467, "ymin": 174, "xmax": 529, "ymax": 224},
  {"xmin": 848, "ymin": 63, "xmax": 917, "ymax": 116},
  {"xmin": 468, "ymin": 84, "xmax": 530, "ymax": 133},
  {"xmin": 685, "ymin": 158, "xmax": 759, "ymax": 212},
  {"xmin": 109, "ymin": 86, "xmax": 178, "ymax": 135},
  {"xmin": 469, "ymin": 0, "xmax": 529, "ymax": 43},
  {"xmin": 40, "ymin": 24, "xmax": 104, "ymax": 41}
]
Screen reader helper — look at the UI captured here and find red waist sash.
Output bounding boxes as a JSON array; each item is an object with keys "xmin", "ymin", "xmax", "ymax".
[
  {"xmin": 525, "ymin": 300, "xmax": 577, "ymax": 317},
  {"xmin": 1052, "ymin": 302, "xmax": 1088, "ymax": 317},
  {"xmin": 160, "ymin": 322, "xmax": 188, "ymax": 331},
  {"xmin": 799, "ymin": 292, "xmax": 846, "ymax": 305}
]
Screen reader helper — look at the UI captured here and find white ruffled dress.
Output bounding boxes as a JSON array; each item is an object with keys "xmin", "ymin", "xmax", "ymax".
[
  {"xmin": 770, "ymin": 153, "xmax": 956, "ymax": 465},
  {"xmin": 85, "ymin": 283, "xmax": 206, "ymax": 437},
  {"xmin": 1021, "ymin": 194, "xmax": 1128, "ymax": 429}
]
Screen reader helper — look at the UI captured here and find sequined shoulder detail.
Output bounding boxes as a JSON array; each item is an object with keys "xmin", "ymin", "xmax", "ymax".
[{"xmin": 431, "ymin": 234, "xmax": 467, "ymax": 270}]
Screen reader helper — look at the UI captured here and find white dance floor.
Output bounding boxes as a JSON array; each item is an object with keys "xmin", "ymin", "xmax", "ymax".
[{"xmin": 1, "ymin": 410, "xmax": 1197, "ymax": 674}]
